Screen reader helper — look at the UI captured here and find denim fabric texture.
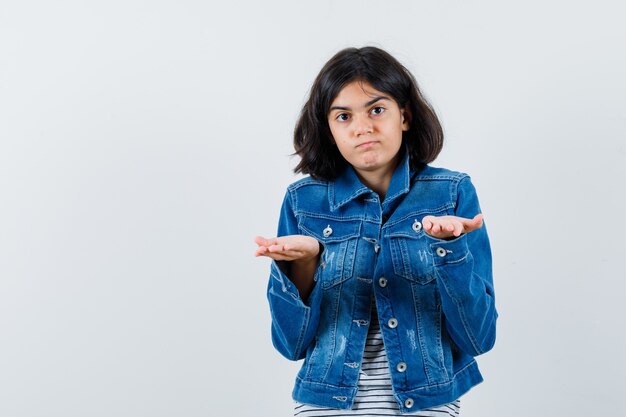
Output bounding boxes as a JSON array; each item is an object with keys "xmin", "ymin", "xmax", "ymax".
[{"xmin": 266, "ymin": 149, "xmax": 497, "ymax": 413}]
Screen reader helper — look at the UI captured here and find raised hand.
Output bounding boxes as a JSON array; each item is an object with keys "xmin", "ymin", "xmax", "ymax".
[
  {"xmin": 422, "ymin": 213, "xmax": 484, "ymax": 240},
  {"xmin": 254, "ymin": 234, "xmax": 321, "ymax": 299},
  {"xmin": 254, "ymin": 235, "xmax": 320, "ymax": 262}
]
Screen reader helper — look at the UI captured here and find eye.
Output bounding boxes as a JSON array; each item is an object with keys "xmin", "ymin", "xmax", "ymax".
[
  {"xmin": 335, "ymin": 113, "xmax": 350, "ymax": 122},
  {"xmin": 370, "ymin": 106, "xmax": 385, "ymax": 116}
]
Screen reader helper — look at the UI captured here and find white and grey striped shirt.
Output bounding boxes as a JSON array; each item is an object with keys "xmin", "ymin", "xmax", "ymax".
[{"xmin": 294, "ymin": 304, "xmax": 461, "ymax": 416}]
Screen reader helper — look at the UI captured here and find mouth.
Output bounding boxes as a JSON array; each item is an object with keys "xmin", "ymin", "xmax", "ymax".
[{"xmin": 356, "ymin": 140, "xmax": 379, "ymax": 149}]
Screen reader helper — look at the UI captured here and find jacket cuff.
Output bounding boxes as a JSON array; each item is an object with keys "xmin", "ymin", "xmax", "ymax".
[{"xmin": 269, "ymin": 260, "xmax": 305, "ymax": 305}]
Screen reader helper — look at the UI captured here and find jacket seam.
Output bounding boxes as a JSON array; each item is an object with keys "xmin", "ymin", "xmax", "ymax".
[
  {"xmin": 288, "ymin": 178, "xmax": 328, "ymax": 191},
  {"xmin": 436, "ymin": 267, "xmax": 483, "ymax": 355},
  {"xmin": 293, "ymin": 307, "xmax": 311, "ymax": 360},
  {"xmin": 414, "ymin": 172, "xmax": 468, "ymax": 182}
]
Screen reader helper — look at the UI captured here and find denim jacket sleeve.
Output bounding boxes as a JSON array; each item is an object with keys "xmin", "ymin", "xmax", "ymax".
[
  {"xmin": 430, "ymin": 176, "xmax": 498, "ymax": 356},
  {"xmin": 266, "ymin": 190, "xmax": 323, "ymax": 361}
]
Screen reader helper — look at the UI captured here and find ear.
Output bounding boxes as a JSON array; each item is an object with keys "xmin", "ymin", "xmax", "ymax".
[{"xmin": 401, "ymin": 107, "xmax": 411, "ymax": 131}]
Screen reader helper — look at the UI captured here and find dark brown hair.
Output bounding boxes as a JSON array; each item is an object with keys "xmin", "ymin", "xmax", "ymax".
[{"xmin": 293, "ymin": 46, "xmax": 444, "ymax": 180}]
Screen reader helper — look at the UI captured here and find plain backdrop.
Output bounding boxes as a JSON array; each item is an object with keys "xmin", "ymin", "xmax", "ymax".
[{"xmin": 1, "ymin": 1, "xmax": 625, "ymax": 416}]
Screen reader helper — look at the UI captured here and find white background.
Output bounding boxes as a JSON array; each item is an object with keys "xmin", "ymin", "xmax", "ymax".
[{"xmin": 1, "ymin": 1, "xmax": 625, "ymax": 416}]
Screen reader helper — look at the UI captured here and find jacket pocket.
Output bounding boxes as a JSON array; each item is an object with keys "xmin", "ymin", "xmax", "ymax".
[
  {"xmin": 299, "ymin": 216, "xmax": 361, "ymax": 289},
  {"xmin": 387, "ymin": 216, "xmax": 437, "ymax": 285}
]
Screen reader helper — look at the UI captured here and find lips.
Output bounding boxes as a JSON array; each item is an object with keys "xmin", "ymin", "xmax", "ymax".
[{"xmin": 356, "ymin": 140, "xmax": 379, "ymax": 148}]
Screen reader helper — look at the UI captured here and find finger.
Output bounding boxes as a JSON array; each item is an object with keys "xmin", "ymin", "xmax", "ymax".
[
  {"xmin": 431, "ymin": 227, "xmax": 444, "ymax": 238},
  {"xmin": 261, "ymin": 252, "xmax": 290, "ymax": 261},
  {"xmin": 452, "ymin": 221, "xmax": 464, "ymax": 237},
  {"xmin": 422, "ymin": 216, "xmax": 433, "ymax": 230},
  {"xmin": 267, "ymin": 249, "xmax": 308, "ymax": 261},
  {"xmin": 473, "ymin": 213, "xmax": 484, "ymax": 228},
  {"xmin": 282, "ymin": 241, "xmax": 311, "ymax": 253},
  {"xmin": 265, "ymin": 236, "xmax": 282, "ymax": 249},
  {"xmin": 445, "ymin": 223, "xmax": 455, "ymax": 232},
  {"xmin": 463, "ymin": 214, "xmax": 484, "ymax": 233},
  {"xmin": 283, "ymin": 243, "xmax": 300, "ymax": 252},
  {"xmin": 426, "ymin": 223, "xmax": 440, "ymax": 236},
  {"xmin": 258, "ymin": 245, "xmax": 274, "ymax": 254},
  {"xmin": 279, "ymin": 249, "xmax": 304, "ymax": 259},
  {"xmin": 254, "ymin": 235, "xmax": 276, "ymax": 247},
  {"xmin": 268, "ymin": 243, "xmax": 284, "ymax": 253}
]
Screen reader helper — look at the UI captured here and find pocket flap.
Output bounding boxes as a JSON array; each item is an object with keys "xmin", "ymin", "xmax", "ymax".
[{"xmin": 300, "ymin": 217, "xmax": 361, "ymax": 243}]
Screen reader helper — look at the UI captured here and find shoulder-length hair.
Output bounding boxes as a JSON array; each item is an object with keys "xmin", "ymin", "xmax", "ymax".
[{"xmin": 293, "ymin": 46, "xmax": 444, "ymax": 181}]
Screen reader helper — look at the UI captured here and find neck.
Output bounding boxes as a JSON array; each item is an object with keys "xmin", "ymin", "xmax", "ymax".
[
  {"xmin": 354, "ymin": 156, "xmax": 400, "ymax": 201},
  {"xmin": 358, "ymin": 173, "xmax": 391, "ymax": 200}
]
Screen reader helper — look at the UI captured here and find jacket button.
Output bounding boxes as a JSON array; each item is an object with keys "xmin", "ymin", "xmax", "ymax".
[
  {"xmin": 412, "ymin": 220, "xmax": 422, "ymax": 232},
  {"xmin": 387, "ymin": 318, "xmax": 398, "ymax": 328},
  {"xmin": 378, "ymin": 277, "xmax": 387, "ymax": 288},
  {"xmin": 436, "ymin": 247, "xmax": 447, "ymax": 257},
  {"xmin": 374, "ymin": 244, "xmax": 381, "ymax": 253},
  {"xmin": 323, "ymin": 225, "xmax": 333, "ymax": 237},
  {"xmin": 396, "ymin": 362, "xmax": 407, "ymax": 372},
  {"xmin": 405, "ymin": 398, "xmax": 414, "ymax": 408}
]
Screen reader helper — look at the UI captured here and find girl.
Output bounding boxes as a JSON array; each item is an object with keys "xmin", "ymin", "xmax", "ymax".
[{"xmin": 255, "ymin": 47, "xmax": 497, "ymax": 416}]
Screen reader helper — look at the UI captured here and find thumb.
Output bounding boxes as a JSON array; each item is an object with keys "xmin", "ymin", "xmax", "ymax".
[
  {"xmin": 461, "ymin": 214, "xmax": 483, "ymax": 233},
  {"xmin": 468, "ymin": 213, "xmax": 484, "ymax": 230}
]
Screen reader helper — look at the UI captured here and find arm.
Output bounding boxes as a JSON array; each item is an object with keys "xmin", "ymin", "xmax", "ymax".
[
  {"xmin": 425, "ymin": 176, "xmax": 498, "ymax": 356},
  {"xmin": 255, "ymin": 235, "xmax": 320, "ymax": 300},
  {"xmin": 256, "ymin": 191, "xmax": 323, "ymax": 360}
]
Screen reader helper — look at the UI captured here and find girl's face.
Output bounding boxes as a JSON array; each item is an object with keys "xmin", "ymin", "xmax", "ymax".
[{"xmin": 328, "ymin": 81, "xmax": 410, "ymax": 181}]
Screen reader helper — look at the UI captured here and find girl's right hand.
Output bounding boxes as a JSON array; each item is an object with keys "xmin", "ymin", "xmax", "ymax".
[
  {"xmin": 255, "ymin": 235, "xmax": 321, "ymax": 300},
  {"xmin": 254, "ymin": 235, "xmax": 320, "ymax": 262}
]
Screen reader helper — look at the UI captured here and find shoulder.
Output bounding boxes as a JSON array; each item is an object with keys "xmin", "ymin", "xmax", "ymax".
[
  {"xmin": 283, "ymin": 176, "xmax": 331, "ymax": 215},
  {"xmin": 286, "ymin": 176, "xmax": 329, "ymax": 192},
  {"xmin": 413, "ymin": 165, "xmax": 470, "ymax": 183},
  {"xmin": 408, "ymin": 165, "xmax": 477, "ymax": 211}
]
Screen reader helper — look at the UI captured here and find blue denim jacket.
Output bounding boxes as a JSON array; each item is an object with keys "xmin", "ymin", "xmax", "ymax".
[{"xmin": 266, "ymin": 150, "xmax": 497, "ymax": 413}]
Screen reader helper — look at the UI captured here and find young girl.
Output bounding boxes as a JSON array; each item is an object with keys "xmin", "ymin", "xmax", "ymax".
[{"xmin": 255, "ymin": 46, "xmax": 497, "ymax": 416}]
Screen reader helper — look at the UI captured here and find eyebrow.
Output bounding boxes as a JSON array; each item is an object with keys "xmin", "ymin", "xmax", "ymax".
[{"xmin": 329, "ymin": 96, "xmax": 390, "ymax": 112}]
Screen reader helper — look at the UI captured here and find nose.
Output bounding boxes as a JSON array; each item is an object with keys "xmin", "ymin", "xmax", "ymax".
[{"xmin": 353, "ymin": 115, "xmax": 373, "ymax": 136}]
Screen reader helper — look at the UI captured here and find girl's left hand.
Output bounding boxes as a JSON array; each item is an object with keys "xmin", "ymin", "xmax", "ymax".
[{"xmin": 422, "ymin": 213, "xmax": 484, "ymax": 239}]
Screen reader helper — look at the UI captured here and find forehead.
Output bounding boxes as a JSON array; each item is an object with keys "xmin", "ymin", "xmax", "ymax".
[{"xmin": 330, "ymin": 80, "xmax": 390, "ymax": 106}]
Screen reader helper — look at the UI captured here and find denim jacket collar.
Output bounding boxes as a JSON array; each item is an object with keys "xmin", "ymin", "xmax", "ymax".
[{"xmin": 329, "ymin": 146, "xmax": 412, "ymax": 211}]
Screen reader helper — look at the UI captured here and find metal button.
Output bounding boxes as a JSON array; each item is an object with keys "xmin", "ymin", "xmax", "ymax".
[
  {"xmin": 436, "ymin": 247, "xmax": 447, "ymax": 257},
  {"xmin": 378, "ymin": 277, "xmax": 387, "ymax": 288},
  {"xmin": 412, "ymin": 220, "xmax": 422, "ymax": 233},
  {"xmin": 374, "ymin": 244, "xmax": 381, "ymax": 253},
  {"xmin": 323, "ymin": 225, "xmax": 333, "ymax": 237},
  {"xmin": 397, "ymin": 362, "xmax": 407, "ymax": 372},
  {"xmin": 387, "ymin": 318, "xmax": 398, "ymax": 328},
  {"xmin": 405, "ymin": 398, "xmax": 414, "ymax": 408}
]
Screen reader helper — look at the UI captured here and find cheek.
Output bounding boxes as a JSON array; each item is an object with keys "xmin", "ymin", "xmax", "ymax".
[
  {"xmin": 386, "ymin": 124, "xmax": 406, "ymax": 141},
  {"xmin": 328, "ymin": 124, "xmax": 340, "ymax": 144},
  {"xmin": 334, "ymin": 141, "xmax": 351, "ymax": 156},
  {"xmin": 333, "ymin": 141, "xmax": 356, "ymax": 163},
  {"xmin": 329, "ymin": 125, "xmax": 348, "ymax": 145}
]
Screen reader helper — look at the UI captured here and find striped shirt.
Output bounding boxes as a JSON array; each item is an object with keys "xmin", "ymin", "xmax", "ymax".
[{"xmin": 294, "ymin": 303, "xmax": 461, "ymax": 416}]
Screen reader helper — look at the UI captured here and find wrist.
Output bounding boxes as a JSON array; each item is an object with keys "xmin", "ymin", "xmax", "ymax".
[{"xmin": 292, "ymin": 254, "xmax": 320, "ymax": 268}]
